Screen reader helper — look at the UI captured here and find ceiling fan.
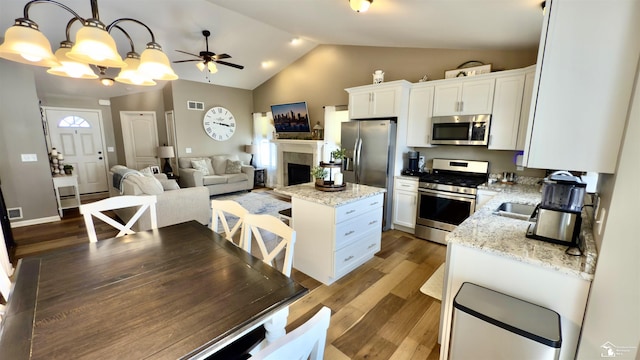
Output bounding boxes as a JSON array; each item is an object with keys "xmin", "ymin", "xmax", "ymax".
[{"xmin": 173, "ymin": 30, "xmax": 244, "ymax": 73}]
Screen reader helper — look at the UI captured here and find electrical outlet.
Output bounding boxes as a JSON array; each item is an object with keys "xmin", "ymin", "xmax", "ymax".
[{"xmin": 596, "ymin": 208, "xmax": 607, "ymax": 235}]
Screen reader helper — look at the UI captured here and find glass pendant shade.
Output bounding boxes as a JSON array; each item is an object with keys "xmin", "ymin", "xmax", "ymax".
[
  {"xmin": 349, "ymin": 0, "xmax": 372, "ymax": 12},
  {"xmin": 207, "ymin": 61, "xmax": 218, "ymax": 73},
  {"xmin": 138, "ymin": 44, "xmax": 178, "ymax": 80},
  {"xmin": 67, "ymin": 24, "xmax": 126, "ymax": 68},
  {"xmin": 47, "ymin": 45, "xmax": 98, "ymax": 79},
  {"xmin": 115, "ymin": 55, "xmax": 156, "ymax": 86},
  {"xmin": 0, "ymin": 23, "xmax": 59, "ymax": 67},
  {"xmin": 196, "ymin": 61, "xmax": 205, "ymax": 71}
]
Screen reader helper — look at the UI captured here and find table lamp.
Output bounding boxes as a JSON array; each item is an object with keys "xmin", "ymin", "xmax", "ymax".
[
  {"xmin": 245, "ymin": 144, "xmax": 257, "ymax": 167},
  {"xmin": 157, "ymin": 146, "xmax": 175, "ymax": 174}
]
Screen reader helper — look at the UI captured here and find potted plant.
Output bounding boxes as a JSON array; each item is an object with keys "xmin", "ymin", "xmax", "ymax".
[
  {"xmin": 310, "ymin": 166, "xmax": 327, "ymax": 186},
  {"xmin": 63, "ymin": 164, "xmax": 73, "ymax": 175},
  {"xmin": 330, "ymin": 148, "xmax": 347, "ymax": 163}
]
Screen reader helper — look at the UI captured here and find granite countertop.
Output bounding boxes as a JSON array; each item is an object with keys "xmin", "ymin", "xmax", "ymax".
[
  {"xmin": 448, "ymin": 183, "xmax": 598, "ymax": 281},
  {"xmin": 274, "ymin": 182, "xmax": 386, "ymax": 207}
]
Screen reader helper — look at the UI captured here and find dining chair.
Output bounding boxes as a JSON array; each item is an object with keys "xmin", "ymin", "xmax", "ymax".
[
  {"xmin": 242, "ymin": 214, "xmax": 296, "ymax": 277},
  {"xmin": 210, "ymin": 199, "xmax": 249, "ymax": 247},
  {"xmin": 251, "ymin": 306, "xmax": 331, "ymax": 360},
  {"xmin": 79, "ymin": 195, "xmax": 157, "ymax": 243}
]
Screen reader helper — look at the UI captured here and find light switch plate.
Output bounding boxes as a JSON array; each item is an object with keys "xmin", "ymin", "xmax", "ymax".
[
  {"xmin": 107, "ymin": 147, "xmax": 114, "ymax": 152},
  {"xmin": 21, "ymin": 154, "xmax": 37, "ymax": 162},
  {"xmin": 186, "ymin": 148, "xmax": 192, "ymax": 154}
]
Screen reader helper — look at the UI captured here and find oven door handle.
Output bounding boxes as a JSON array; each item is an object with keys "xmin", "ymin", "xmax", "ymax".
[{"xmin": 418, "ymin": 188, "xmax": 476, "ymax": 202}]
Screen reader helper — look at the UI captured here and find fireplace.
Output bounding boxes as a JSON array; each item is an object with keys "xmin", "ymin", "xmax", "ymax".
[
  {"xmin": 288, "ymin": 164, "xmax": 311, "ymax": 185},
  {"xmin": 274, "ymin": 140, "xmax": 324, "ymax": 187}
]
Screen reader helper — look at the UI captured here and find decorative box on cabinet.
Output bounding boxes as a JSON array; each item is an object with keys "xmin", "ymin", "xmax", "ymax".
[
  {"xmin": 523, "ymin": 0, "xmax": 640, "ymax": 173},
  {"xmin": 432, "ymin": 78, "xmax": 495, "ymax": 116},
  {"xmin": 291, "ymin": 193, "xmax": 384, "ymax": 285},
  {"xmin": 406, "ymin": 84, "xmax": 435, "ymax": 147},
  {"xmin": 346, "ymin": 80, "xmax": 411, "ymax": 119},
  {"xmin": 392, "ymin": 177, "xmax": 418, "ymax": 233}
]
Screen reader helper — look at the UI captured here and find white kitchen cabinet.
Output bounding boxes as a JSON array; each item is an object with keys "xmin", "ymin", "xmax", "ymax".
[
  {"xmin": 406, "ymin": 84, "xmax": 434, "ymax": 147},
  {"xmin": 392, "ymin": 176, "xmax": 418, "ymax": 232},
  {"xmin": 488, "ymin": 75, "xmax": 525, "ymax": 150},
  {"xmin": 523, "ymin": 0, "xmax": 640, "ymax": 173},
  {"xmin": 433, "ymin": 78, "xmax": 495, "ymax": 116},
  {"xmin": 346, "ymin": 81, "xmax": 411, "ymax": 119},
  {"xmin": 291, "ymin": 193, "xmax": 384, "ymax": 285},
  {"xmin": 475, "ymin": 188, "xmax": 497, "ymax": 211},
  {"xmin": 516, "ymin": 68, "xmax": 535, "ymax": 151},
  {"xmin": 441, "ymin": 243, "xmax": 591, "ymax": 360}
]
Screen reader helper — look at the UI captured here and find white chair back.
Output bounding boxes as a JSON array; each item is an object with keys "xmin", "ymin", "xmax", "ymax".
[
  {"xmin": 252, "ymin": 306, "xmax": 331, "ymax": 360},
  {"xmin": 210, "ymin": 200, "xmax": 249, "ymax": 247},
  {"xmin": 0, "ymin": 264, "xmax": 11, "ymax": 303},
  {"xmin": 242, "ymin": 214, "xmax": 296, "ymax": 277},
  {"xmin": 79, "ymin": 195, "xmax": 157, "ymax": 243}
]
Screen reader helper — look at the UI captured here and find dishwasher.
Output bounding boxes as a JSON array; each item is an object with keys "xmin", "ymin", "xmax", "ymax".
[{"xmin": 449, "ymin": 282, "xmax": 562, "ymax": 360}]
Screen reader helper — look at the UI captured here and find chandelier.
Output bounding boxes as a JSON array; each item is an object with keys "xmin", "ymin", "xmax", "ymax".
[{"xmin": 0, "ymin": 0, "xmax": 178, "ymax": 87}]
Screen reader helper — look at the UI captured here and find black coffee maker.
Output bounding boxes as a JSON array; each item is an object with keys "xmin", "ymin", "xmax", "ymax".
[{"xmin": 408, "ymin": 151, "xmax": 419, "ymax": 172}]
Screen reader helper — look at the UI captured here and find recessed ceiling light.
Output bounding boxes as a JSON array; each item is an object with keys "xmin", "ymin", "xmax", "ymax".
[
  {"xmin": 261, "ymin": 61, "xmax": 273, "ymax": 69},
  {"xmin": 290, "ymin": 38, "xmax": 301, "ymax": 45}
]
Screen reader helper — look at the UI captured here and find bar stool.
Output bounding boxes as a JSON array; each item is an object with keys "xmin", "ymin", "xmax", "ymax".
[{"xmin": 278, "ymin": 208, "xmax": 292, "ymax": 227}]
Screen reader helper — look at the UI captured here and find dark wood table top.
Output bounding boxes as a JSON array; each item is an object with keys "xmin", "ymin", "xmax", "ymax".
[{"xmin": 0, "ymin": 221, "xmax": 307, "ymax": 359}]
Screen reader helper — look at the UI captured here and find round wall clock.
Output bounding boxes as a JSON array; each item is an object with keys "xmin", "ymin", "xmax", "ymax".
[{"xmin": 203, "ymin": 106, "xmax": 236, "ymax": 141}]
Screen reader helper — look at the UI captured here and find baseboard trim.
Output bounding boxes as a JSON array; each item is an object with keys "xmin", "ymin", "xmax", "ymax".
[{"xmin": 11, "ymin": 216, "xmax": 61, "ymax": 228}]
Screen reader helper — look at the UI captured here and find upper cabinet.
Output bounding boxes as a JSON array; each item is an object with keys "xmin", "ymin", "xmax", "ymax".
[
  {"xmin": 489, "ymin": 66, "xmax": 535, "ymax": 150},
  {"xmin": 406, "ymin": 84, "xmax": 434, "ymax": 147},
  {"xmin": 523, "ymin": 0, "xmax": 640, "ymax": 173},
  {"xmin": 433, "ymin": 78, "xmax": 495, "ymax": 116},
  {"xmin": 346, "ymin": 81, "xmax": 411, "ymax": 119}
]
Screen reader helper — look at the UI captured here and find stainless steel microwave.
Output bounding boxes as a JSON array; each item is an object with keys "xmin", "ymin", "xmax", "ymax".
[{"xmin": 431, "ymin": 114, "xmax": 491, "ymax": 145}]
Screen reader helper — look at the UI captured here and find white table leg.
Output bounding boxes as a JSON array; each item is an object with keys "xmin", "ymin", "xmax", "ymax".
[{"xmin": 263, "ymin": 306, "xmax": 289, "ymax": 344}]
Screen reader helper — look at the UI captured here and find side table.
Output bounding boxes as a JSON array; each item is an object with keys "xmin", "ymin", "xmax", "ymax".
[
  {"xmin": 254, "ymin": 168, "xmax": 266, "ymax": 188},
  {"xmin": 52, "ymin": 175, "xmax": 81, "ymax": 217}
]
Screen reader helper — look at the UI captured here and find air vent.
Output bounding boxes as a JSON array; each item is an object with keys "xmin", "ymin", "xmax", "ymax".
[
  {"xmin": 7, "ymin": 207, "xmax": 23, "ymax": 220},
  {"xmin": 187, "ymin": 101, "xmax": 204, "ymax": 111}
]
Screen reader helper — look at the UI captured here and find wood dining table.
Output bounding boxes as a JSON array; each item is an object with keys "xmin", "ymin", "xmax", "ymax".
[{"xmin": 0, "ymin": 220, "xmax": 307, "ymax": 359}]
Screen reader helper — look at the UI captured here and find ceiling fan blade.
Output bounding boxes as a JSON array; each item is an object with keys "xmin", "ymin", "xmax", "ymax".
[
  {"xmin": 216, "ymin": 60, "xmax": 244, "ymax": 70},
  {"xmin": 212, "ymin": 53, "xmax": 231, "ymax": 60},
  {"xmin": 175, "ymin": 50, "xmax": 201, "ymax": 58},
  {"xmin": 173, "ymin": 59, "xmax": 202, "ymax": 63}
]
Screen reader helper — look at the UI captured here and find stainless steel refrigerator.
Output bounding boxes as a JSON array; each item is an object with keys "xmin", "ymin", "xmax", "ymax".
[{"xmin": 341, "ymin": 119, "xmax": 396, "ymax": 230}]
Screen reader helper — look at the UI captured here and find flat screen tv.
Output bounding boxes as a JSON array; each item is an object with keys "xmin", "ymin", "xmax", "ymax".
[{"xmin": 271, "ymin": 101, "xmax": 311, "ymax": 133}]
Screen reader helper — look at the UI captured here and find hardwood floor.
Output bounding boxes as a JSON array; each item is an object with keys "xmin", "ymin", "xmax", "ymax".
[{"xmin": 11, "ymin": 191, "xmax": 446, "ymax": 359}]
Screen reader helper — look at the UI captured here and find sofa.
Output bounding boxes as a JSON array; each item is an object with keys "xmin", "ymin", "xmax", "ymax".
[
  {"xmin": 178, "ymin": 155, "xmax": 254, "ymax": 196},
  {"xmin": 108, "ymin": 166, "xmax": 210, "ymax": 231}
]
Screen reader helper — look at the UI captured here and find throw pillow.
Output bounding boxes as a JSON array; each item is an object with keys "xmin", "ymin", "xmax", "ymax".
[
  {"xmin": 191, "ymin": 159, "xmax": 210, "ymax": 175},
  {"xmin": 159, "ymin": 179, "xmax": 180, "ymax": 191},
  {"xmin": 213, "ymin": 154, "xmax": 239, "ymax": 175},
  {"xmin": 139, "ymin": 166, "xmax": 154, "ymax": 176},
  {"xmin": 225, "ymin": 159, "xmax": 242, "ymax": 174}
]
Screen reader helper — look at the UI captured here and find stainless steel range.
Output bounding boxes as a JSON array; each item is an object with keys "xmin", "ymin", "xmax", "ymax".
[{"xmin": 415, "ymin": 159, "xmax": 489, "ymax": 245}]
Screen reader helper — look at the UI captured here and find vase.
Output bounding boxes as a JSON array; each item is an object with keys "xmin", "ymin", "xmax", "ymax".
[{"xmin": 315, "ymin": 178, "xmax": 324, "ymax": 186}]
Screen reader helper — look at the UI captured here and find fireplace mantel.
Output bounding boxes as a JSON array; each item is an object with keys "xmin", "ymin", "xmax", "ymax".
[{"xmin": 273, "ymin": 140, "xmax": 325, "ymax": 188}]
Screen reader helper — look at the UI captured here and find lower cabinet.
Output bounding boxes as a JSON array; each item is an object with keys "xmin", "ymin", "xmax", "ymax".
[
  {"xmin": 291, "ymin": 193, "xmax": 384, "ymax": 285},
  {"xmin": 392, "ymin": 177, "xmax": 418, "ymax": 232},
  {"xmin": 475, "ymin": 189, "xmax": 498, "ymax": 211}
]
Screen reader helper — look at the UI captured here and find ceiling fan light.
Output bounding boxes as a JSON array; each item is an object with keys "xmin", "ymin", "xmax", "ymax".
[
  {"xmin": 207, "ymin": 61, "xmax": 218, "ymax": 73},
  {"xmin": 47, "ymin": 43, "xmax": 98, "ymax": 79},
  {"xmin": 349, "ymin": 0, "xmax": 372, "ymax": 12},
  {"xmin": 67, "ymin": 21, "xmax": 126, "ymax": 68},
  {"xmin": 100, "ymin": 78, "xmax": 114, "ymax": 86},
  {"xmin": 0, "ymin": 20, "xmax": 59, "ymax": 67},
  {"xmin": 139, "ymin": 43, "xmax": 178, "ymax": 80},
  {"xmin": 115, "ymin": 54, "xmax": 156, "ymax": 86},
  {"xmin": 196, "ymin": 61, "xmax": 206, "ymax": 72}
]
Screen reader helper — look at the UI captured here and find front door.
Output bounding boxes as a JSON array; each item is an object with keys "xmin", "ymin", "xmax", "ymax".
[
  {"xmin": 120, "ymin": 111, "xmax": 159, "ymax": 170},
  {"xmin": 44, "ymin": 107, "xmax": 108, "ymax": 194}
]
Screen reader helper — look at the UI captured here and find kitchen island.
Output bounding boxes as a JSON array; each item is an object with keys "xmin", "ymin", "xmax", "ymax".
[
  {"xmin": 439, "ymin": 184, "xmax": 597, "ymax": 360},
  {"xmin": 275, "ymin": 182, "xmax": 386, "ymax": 285}
]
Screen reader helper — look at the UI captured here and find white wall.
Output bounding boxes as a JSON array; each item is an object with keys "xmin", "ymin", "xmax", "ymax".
[{"xmin": 577, "ymin": 62, "xmax": 640, "ymax": 358}]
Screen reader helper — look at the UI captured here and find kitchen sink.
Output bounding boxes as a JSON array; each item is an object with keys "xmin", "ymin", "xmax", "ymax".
[{"xmin": 494, "ymin": 202, "xmax": 537, "ymax": 221}]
